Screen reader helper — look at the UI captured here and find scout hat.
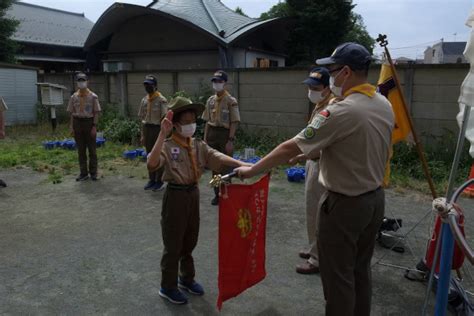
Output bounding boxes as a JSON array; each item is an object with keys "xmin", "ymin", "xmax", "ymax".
[
  {"xmin": 168, "ymin": 96, "xmax": 205, "ymax": 117},
  {"xmin": 211, "ymin": 70, "xmax": 228, "ymax": 82},
  {"xmin": 302, "ymin": 67, "xmax": 330, "ymax": 86},
  {"xmin": 316, "ymin": 42, "xmax": 373, "ymax": 70},
  {"xmin": 75, "ymin": 72, "xmax": 88, "ymax": 81},
  {"xmin": 143, "ymin": 74, "xmax": 157, "ymax": 86}
]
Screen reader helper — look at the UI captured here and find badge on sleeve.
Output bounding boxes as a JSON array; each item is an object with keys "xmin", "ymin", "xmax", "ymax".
[
  {"xmin": 171, "ymin": 147, "xmax": 180, "ymax": 161},
  {"xmin": 303, "ymin": 126, "xmax": 315, "ymax": 139},
  {"xmin": 311, "ymin": 109, "xmax": 331, "ymax": 129}
]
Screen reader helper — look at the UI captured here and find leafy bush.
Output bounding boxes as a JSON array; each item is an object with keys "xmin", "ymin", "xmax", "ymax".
[{"xmin": 99, "ymin": 104, "xmax": 141, "ymax": 144}]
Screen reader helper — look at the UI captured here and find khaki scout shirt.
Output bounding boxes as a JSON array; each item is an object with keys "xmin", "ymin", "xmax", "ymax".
[
  {"xmin": 202, "ymin": 92, "xmax": 241, "ymax": 129},
  {"xmin": 138, "ymin": 93, "xmax": 168, "ymax": 125},
  {"xmin": 67, "ymin": 89, "xmax": 101, "ymax": 118},
  {"xmin": 294, "ymin": 92, "xmax": 394, "ymax": 196},
  {"xmin": 157, "ymin": 137, "xmax": 228, "ymax": 185}
]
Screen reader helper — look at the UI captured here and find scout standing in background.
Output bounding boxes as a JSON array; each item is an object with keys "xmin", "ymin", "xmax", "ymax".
[
  {"xmin": 295, "ymin": 67, "xmax": 333, "ymax": 275},
  {"xmin": 138, "ymin": 75, "xmax": 168, "ymax": 191},
  {"xmin": 67, "ymin": 73, "xmax": 101, "ymax": 182},
  {"xmin": 202, "ymin": 70, "xmax": 241, "ymax": 205},
  {"xmin": 147, "ymin": 97, "xmax": 248, "ymax": 305},
  {"xmin": 0, "ymin": 97, "xmax": 7, "ymax": 188}
]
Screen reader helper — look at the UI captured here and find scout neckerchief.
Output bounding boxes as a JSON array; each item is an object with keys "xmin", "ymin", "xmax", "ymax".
[
  {"xmin": 214, "ymin": 90, "xmax": 229, "ymax": 122},
  {"xmin": 147, "ymin": 91, "xmax": 162, "ymax": 116},
  {"xmin": 171, "ymin": 133, "xmax": 199, "ymax": 183},
  {"xmin": 343, "ymin": 83, "xmax": 376, "ymax": 98},
  {"xmin": 309, "ymin": 92, "xmax": 333, "ymax": 123},
  {"xmin": 77, "ymin": 88, "xmax": 91, "ymax": 113}
]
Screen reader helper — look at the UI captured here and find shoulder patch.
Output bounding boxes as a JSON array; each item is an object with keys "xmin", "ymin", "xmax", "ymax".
[
  {"xmin": 303, "ymin": 126, "xmax": 315, "ymax": 139},
  {"xmin": 310, "ymin": 109, "xmax": 331, "ymax": 129}
]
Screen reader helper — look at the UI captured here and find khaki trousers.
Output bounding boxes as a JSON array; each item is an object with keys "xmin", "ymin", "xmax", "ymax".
[
  {"xmin": 318, "ymin": 187, "xmax": 384, "ymax": 316},
  {"xmin": 160, "ymin": 185, "xmax": 200, "ymax": 289},
  {"xmin": 304, "ymin": 159, "xmax": 325, "ymax": 265}
]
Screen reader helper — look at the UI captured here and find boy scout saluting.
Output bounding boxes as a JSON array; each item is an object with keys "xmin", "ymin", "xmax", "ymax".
[
  {"xmin": 67, "ymin": 73, "xmax": 101, "ymax": 181},
  {"xmin": 147, "ymin": 97, "xmax": 248, "ymax": 305},
  {"xmin": 202, "ymin": 70, "xmax": 241, "ymax": 205},
  {"xmin": 138, "ymin": 75, "xmax": 168, "ymax": 191}
]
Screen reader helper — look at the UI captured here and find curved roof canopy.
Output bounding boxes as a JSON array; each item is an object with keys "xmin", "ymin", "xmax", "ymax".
[{"xmin": 84, "ymin": 1, "xmax": 282, "ymax": 50}]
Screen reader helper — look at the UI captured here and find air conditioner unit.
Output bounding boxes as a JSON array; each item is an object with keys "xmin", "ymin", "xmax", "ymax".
[{"xmin": 103, "ymin": 61, "xmax": 133, "ymax": 72}]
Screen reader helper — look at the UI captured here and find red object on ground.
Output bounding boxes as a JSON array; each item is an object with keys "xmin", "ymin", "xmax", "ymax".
[
  {"xmin": 217, "ymin": 173, "xmax": 270, "ymax": 311},
  {"xmin": 463, "ymin": 163, "xmax": 474, "ymax": 197},
  {"xmin": 425, "ymin": 206, "xmax": 466, "ymax": 273}
]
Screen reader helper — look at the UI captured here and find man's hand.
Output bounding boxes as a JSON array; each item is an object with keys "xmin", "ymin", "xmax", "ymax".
[
  {"xmin": 140, "ymin": 135, "xmax": 144, "ymax": 146},
  {"xmin": 225, "ymin": 140, "xmax": 234, "ymax": 155},
  {"xmin": 288, "ymin": 154, "xmax": 307, "ymax": 165},
  {"xmin": 234, "ymin": 165, "xmax": 256, "ymax": 179},
  {"xmin": 160, "ymin": 110, "xmax": 174, "ymax": 136},
  {"xmin": 90, "ymin": 125, "xmax": 97, "ymax": 138}
]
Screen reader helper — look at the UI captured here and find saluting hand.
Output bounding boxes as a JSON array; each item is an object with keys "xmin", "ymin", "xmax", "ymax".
[{"xmin": 160, "ymin": 110, "xmax": 174, "ymax": 136}]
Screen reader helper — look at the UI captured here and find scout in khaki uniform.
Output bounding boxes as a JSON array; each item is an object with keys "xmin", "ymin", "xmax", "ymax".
[
  {"xmin": 67, "ymin": 73, "xmax": 101, "ymax": 181},
  {"xmin": 202, "ymin": 70, "xmax": 240, "ymax": 205},
  {"xmin": 138, "ymin": 75, "xmax": 168, "ymax": 191},
  {"xmin": 147, "ymin": 97, "xmax": 248, "ymax": 305},
  {"xmin": 235, "ymin": 43, "xmax": 394, "ymax": 316},
  {"xmin": 294, "ymin": 67, "xmax": 333, "ymax": 275}
]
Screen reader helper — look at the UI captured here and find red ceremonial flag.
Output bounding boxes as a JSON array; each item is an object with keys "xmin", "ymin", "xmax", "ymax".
[{"xmin": 217, "ymin": 173, "xmax": 270, "ymax": 311}]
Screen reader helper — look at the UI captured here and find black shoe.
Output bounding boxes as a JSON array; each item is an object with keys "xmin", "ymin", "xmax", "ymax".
[
  {"xmin": 0, "ymin": 179, "xmax": 6, "ymax": 188},
  {"xmin": 152, "ymin": 181, "xmax": 165, "ymax": 192},
  {"xmin": 90, "ymin": 174, "xmax": 98, "ymax": 181},
  {"xmin": 76, "ymin": 174, "xmax": 89, "ymax": 182},
  {"xmin": 211, "ymin": 195, "xmax": 219, "ymax": 206}
]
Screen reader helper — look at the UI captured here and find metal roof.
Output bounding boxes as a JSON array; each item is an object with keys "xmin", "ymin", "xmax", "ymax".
[
  {"xmin": 16, "ymin": 55, "xmax": 86, "ymax": 63},
  {"xmin": 7, "ymin": 2, "xmax": 94, "ymax": 47},
  {"xmin": 441, "ymin": 42, "xmax": 467, "ymax": 56},
  {"xmin": 85, "ymin": 1, "xmax": 282, "ymax": 49}
]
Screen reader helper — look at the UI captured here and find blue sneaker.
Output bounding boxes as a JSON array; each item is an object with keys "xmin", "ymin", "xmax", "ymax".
[
  {"xmin": 178, "ymin": 278, "xmax": 205, "ymax": 296},
  {"xmin": 152, "ymin": 181, "xmax": 165, "ymax": 192},
  {"xmin": 159, "ymin": 288, "xmax": 188, "ymax": 305},
  {"xmin": 144, "ymin": 180, "xmax": 155, "ymax": 190}
]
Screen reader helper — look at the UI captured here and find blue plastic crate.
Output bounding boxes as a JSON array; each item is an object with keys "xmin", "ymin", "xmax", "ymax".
[
  {"xmin": 123, "ymin": 150, "xmax": 138, "ymax": 160},
  {"xmin": 42, "ymin": 141, "xmax": 56, "ymax": 150},
  {"xmin": 286, "ymin": 167, "xmax": 306, "ymax": 182},
  {"xmin": 96, "ymin": 137, "xmax": 106, "ymax": 147}
]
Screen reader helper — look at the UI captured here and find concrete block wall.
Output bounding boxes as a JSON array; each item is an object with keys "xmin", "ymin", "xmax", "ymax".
[{"xmin": 37, "ymin": 63, "xmax": 470, "ymax": 147}]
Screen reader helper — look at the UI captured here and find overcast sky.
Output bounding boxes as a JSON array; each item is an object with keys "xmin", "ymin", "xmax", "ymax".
[{"xmin": 19, "ymin": 0, "xmax": 474, "ymax": 59}]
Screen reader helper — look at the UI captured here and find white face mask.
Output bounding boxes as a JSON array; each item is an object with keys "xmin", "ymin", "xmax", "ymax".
[
  {"xmin": 329, "ymin": 68, "xmax": 345, "ymax": 97},
  {"xmin": 77, "ymin": 81, "xmax": 87, "ymax": 89},
  {"xmin": 308, "ymin": 90, "xmax": 324, "ymax": 104},
  {"xmin": 178, "ymin": 123, "xmax": 196, "ymax": 138},
  {"xmin": 212, "ymin": 82, "xmax": 225, "ymax": 92}
]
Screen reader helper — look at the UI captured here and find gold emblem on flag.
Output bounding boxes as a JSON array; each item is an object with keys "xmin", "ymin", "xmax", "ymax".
[{"xmin": 237, "ymin": 208, "xmax": 252, "ymax": 238}]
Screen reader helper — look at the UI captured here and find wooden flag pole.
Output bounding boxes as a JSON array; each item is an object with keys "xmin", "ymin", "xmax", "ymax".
[{"xmin": 376, "ymin": 34, "xmax": 438, "ymax": 199}]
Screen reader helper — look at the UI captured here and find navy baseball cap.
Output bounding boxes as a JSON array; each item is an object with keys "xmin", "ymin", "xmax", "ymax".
[
  {"xmin": 75, "ymin": 72, "xmax": 88, "ymax": 81},
  {"xmin": 316, "ymin": 42, "xmax": 372, "ymax": 70},
  {"xmin": 302, "ymin": 67, "xmax": 330, "ymax": 87},
  {"xmin": 143, "ymin": 75, "xmax": 157, "ymax": 86},
  {"xmin": 211, "ymin": 70, "xmax": 228, "ymax": 82}
]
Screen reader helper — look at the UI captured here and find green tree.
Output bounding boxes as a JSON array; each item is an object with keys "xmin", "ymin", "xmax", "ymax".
[
  {"xmin": 0, "ymin": 0, "xmax": 19, "ymax": 63},
  {"xmin": 235, "ymin": 6, "xmax": 248, "ymax": 17},
  {"xmin": 260, "ymin": 0, "xmax": 374, "ymax": 66}
]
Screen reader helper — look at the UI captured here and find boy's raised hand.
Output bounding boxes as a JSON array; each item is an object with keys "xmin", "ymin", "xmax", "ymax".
[{"xmin": 161, "ymin": 110, "xmax": 174, "ymax": 136}]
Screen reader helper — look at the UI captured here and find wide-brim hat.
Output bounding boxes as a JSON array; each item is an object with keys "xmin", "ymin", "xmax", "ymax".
[{"xmin": 167, "ymin": 96, "xmax": 205, "ymax": 117}]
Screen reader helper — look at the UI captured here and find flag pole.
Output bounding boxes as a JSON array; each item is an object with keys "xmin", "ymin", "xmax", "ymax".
[{"xmin": 376, "ymin": 34, "xmax": 438, "ymax": 199}]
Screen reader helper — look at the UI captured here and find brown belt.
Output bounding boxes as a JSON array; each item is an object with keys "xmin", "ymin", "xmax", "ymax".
[{"xmin": 167, "ymin": 183, "xmax": 198, "ymax": 191}]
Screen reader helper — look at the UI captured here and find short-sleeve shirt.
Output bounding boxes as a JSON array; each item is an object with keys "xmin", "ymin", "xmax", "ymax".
[
  {"xmin": 67, "ymin": 90, "xmax": 101, "ymax": 118},
  {"xmin": 138, "ymin": 94, "xmax": 168, "ymax": 125},
  {"xmin": 157, "ymin": 137, "xmax": 228, "ymax": 185},
  {"xmin": 294, "ymin": 92, "xmax": 394, "ymax": 196},
  {"xmin": 202, "ymin": 93, "xmax": 241, "ymax": 129}
]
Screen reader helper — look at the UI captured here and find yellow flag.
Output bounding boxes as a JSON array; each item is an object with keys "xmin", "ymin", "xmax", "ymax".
[
  {"xmin": 377, "ymin": 63, "xmax": 411, "ymax": 144},
  {"xmin": 377, "ymin": 63, "xmax": 411, "ymax": 187}
]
